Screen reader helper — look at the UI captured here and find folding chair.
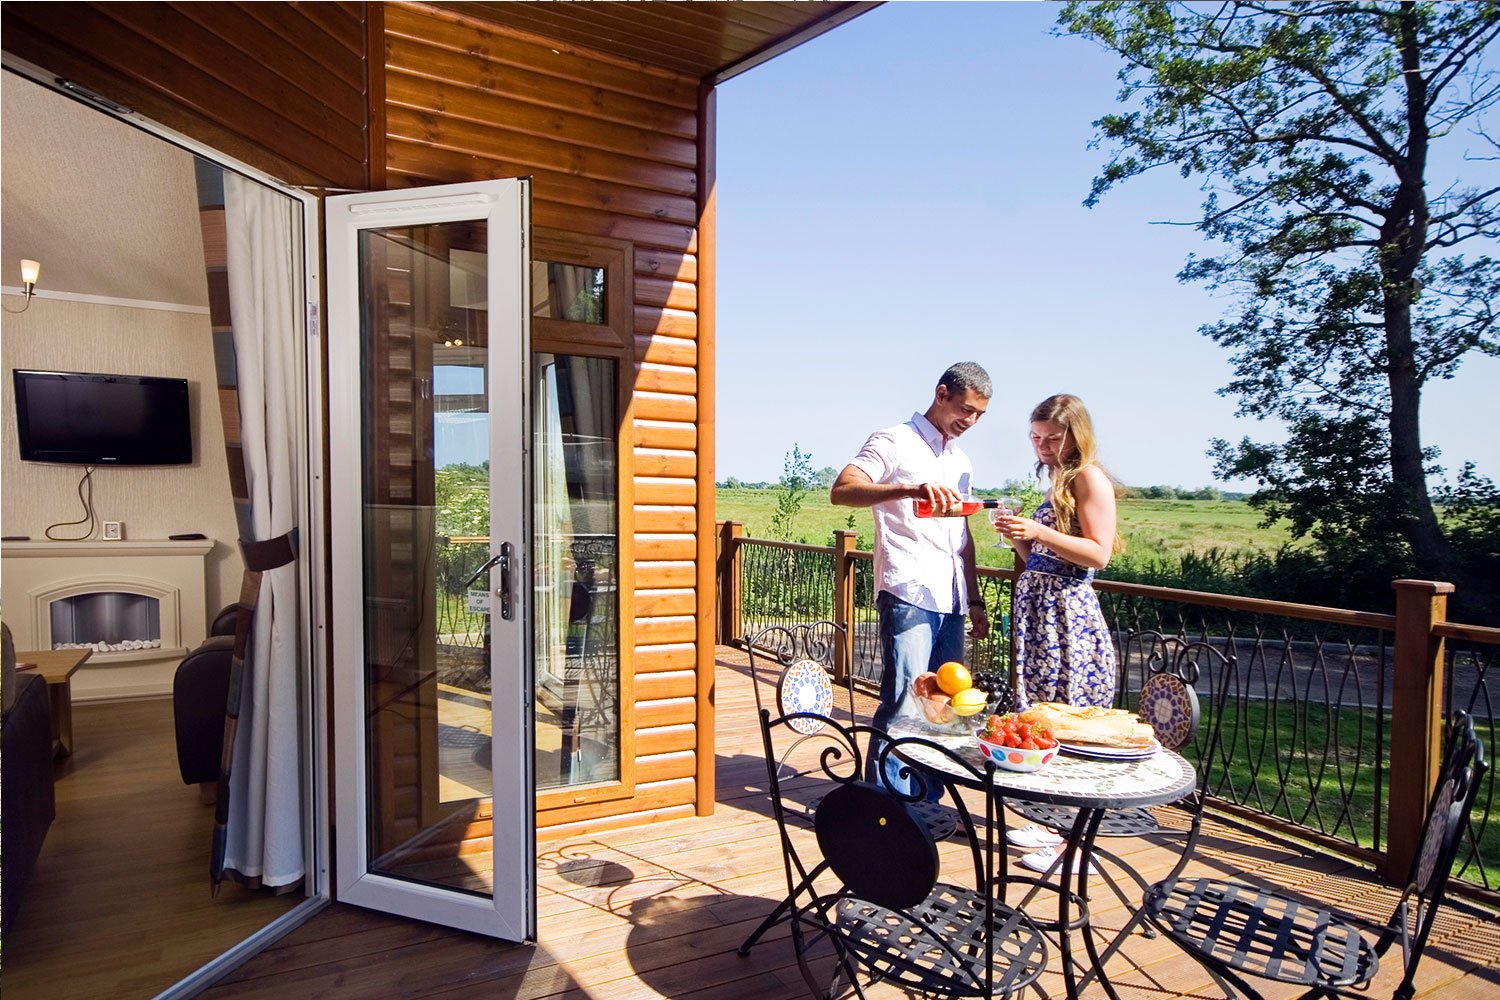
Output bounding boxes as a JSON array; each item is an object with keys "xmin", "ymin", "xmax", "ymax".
[{"xmin": 1142, "ymin": 711, "xmax": 1487, "ymax": 1000}]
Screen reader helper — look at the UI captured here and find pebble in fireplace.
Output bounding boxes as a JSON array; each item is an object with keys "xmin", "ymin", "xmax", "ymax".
[{"xmin": 50, "ymin": 592, "xmax": 163, "ymax": 653}]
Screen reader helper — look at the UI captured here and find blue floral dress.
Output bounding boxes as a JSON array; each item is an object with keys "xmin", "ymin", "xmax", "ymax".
[{"xmin": 1012, "ymin": 498, "xmax": 1117, "ymax": 708}]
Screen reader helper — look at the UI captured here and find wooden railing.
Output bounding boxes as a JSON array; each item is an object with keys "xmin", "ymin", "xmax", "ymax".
[{"xmin": 715, "ymin": 521, "xmax": 1498, "ymax": 904}]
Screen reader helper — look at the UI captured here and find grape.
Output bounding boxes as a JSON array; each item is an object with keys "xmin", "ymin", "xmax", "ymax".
[{"xmin": 969, "ymin": 671, "xmax": 1015, "ymax": 714}]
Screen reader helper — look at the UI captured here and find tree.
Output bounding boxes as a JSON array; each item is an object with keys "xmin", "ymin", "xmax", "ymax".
[
  {"xmin": 768, "ymin": 445, "xmax": 816, "ymax": 541},
  {"xmin": 1062, "ymin": 1, "xmax": 1500, "ymax": 588}
]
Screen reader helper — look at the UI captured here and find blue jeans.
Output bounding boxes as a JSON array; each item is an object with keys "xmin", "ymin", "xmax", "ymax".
[{"xmin": 869, "ymin": 591, "xmax": 967, "ymax": 795}]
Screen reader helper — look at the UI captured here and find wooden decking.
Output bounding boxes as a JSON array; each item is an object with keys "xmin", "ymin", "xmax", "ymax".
[{"xmin": 202, "ymin": 646, "xmax": 1499, "ymax": 1000}]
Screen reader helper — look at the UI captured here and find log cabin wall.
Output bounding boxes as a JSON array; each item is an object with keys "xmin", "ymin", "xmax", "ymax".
[
  {"xmin": 382, "ymin": 3, "xmax": 709, "ymax": 834},
  {"xmin": 3, "ymin": 0, "xmax": 716, "ymax": 837},
  {"xmin": 0, "ymin": 2, "xmax": 374, "ymax": 190}
]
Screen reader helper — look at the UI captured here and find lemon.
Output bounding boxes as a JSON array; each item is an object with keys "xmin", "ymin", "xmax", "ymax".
[
  {"xmin": 936, "ymin": 661, "xmax": 972, "ymax": 696},
  {"xmin": 950, "ymin": 687, "xmax": 988, "ymax": 716}
]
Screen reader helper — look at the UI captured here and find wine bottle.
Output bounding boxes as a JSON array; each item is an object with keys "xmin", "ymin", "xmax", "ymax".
[{"xmin": 913, "ymin": 497, "xmax": 1001, "ymax": 518}]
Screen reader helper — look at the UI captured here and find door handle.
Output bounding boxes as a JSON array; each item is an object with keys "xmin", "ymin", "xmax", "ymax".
[
  {"xmin": 461, "ymin": 551, "xmax": 503, "ymax": 592},
  {"xmin": 496, "ymin": 541, "xmax": 515, "ymax": 621}
]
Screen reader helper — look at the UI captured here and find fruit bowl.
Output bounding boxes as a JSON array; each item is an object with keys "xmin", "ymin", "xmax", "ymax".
[
  {"xmin": 911, "ymin": 689, "xmax": 1001, "ymax": 734},
  {"xmin": 975, "ymin": 730, "xmax": 1059, "ymax": 772}
]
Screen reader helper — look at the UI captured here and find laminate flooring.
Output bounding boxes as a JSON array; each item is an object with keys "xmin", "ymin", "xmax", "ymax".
[{"xmin": 1, "ymin": 697, "xmax": 301, "ymax": 999}]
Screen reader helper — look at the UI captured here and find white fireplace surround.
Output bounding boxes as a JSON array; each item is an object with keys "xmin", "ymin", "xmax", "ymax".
[{"xmin": 2, "ymin": 538, "xmax": 213, "ymax": 699}]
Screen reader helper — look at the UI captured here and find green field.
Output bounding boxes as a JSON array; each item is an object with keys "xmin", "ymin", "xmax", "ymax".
[{"xmin": 714, "ymin": 487, "xmax": 1298, "ymax": 571}]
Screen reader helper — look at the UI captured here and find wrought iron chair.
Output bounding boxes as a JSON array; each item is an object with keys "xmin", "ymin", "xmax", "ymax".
[
  {"xmin": 744, "ymin": 620, "xmax": 959, "ymax": 835},
  {"xmin": 738, "ymin": 621, "xmax": 856, "ymax": 956},
  {"xmin": 1007, "ymin": 634, "xmax": 1235, "ymax": 927},
  {"xmin": 1141, "ymin": 710, "xmax": 1486, "ymax": 1000},
  {"xmin": 783, "ymin": 723, "xmax": 1048, "ymax": 999},
  {"xmin": 738, "ymin": 622, "xmax": 979, "ymax": 958}
]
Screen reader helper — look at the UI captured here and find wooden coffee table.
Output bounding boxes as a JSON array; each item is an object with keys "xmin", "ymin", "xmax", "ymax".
[{"xmin": 16, "ymin": 648, "xmax": 92, "ymax": 757}]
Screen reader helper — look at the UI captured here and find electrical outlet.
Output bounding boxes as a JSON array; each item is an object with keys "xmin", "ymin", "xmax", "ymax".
[{"xmin": 102, "ymin": 520, "xmax": 123, "ymax": 540}]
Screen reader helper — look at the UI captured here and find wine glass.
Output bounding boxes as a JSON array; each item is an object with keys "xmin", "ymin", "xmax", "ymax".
[{"xmin": 989, "ymin": 496, "xmax": 1022, "ymax": 548}]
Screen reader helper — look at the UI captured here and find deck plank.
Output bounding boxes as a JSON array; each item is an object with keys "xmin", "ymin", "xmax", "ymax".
[{"xmin": 198, "ymin": 647, "xmax": 1500, "ymax": 998}]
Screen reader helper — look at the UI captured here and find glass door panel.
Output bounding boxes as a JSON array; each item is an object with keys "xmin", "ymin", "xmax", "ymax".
[
  {"xmin": 328, "ymin": 180, "xmax": 531, "ymax": 941},
  {"xmin": 533, "ymin": 354, "xmax": 620, "ymax": 789},
  {"xmin": 359, "ymin": 221, "xmax": 493, "ymax": 889}
]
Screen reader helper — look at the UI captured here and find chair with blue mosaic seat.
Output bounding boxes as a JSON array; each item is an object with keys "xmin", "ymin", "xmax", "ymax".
[{"xmin": 1142, "ymin": 710, "xmax": 1486, "ymax": 1000}]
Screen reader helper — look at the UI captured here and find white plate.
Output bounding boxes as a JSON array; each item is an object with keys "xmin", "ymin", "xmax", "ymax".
[{"xmin": 1058, "ymin": 739, "xmax": 1160, "ymax": 760}]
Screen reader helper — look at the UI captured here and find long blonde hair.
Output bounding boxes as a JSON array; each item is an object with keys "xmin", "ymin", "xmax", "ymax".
[{"xmin": 1030, "ymin": 394, "xmax": 1124, "ymax": 553}]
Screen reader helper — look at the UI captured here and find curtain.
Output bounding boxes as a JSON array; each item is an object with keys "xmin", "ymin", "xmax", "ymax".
[
  {"xmin": 535, "ymin": 359, "xmax": 572, "ymax": 691},
  {"xmin": 220, "ymin": 173, "xmax": 304, "ymax": 889}
]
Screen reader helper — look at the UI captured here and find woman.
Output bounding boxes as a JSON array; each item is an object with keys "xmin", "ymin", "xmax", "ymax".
[{"xmin": 995, "ymin": 394, "xmax": 1122, "ymax": 708}]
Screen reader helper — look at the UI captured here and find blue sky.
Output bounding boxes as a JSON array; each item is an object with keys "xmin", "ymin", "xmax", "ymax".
[{"xmin": 714, "ymin": 2, "xmax": 1498, "ymax": 491}]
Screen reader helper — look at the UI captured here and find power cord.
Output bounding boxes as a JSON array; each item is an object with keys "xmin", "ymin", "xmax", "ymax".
[{"xmin": 44, "ymin": 466, "xmax": 98, "ymax": 540}]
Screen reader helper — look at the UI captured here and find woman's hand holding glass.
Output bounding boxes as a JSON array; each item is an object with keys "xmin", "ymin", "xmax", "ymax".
[{"xmin": 989, "ymin": 496, "xmax": 1023, "ymax": 548}]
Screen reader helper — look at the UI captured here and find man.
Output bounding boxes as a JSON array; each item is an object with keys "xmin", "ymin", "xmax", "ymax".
[{"xmin": 831, "ymin": 362, "xmax": 991, "ymax": 784}]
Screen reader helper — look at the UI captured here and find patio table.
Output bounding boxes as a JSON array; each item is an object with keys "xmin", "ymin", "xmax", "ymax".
[{"xmin": 889, "ymin": 719, "xmax": 1196, "ymax": 1000}]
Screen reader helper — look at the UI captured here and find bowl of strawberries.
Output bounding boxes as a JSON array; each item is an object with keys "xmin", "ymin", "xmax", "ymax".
[{"xmin": 975, "ymin": 712, "xmax": 1060, "ymax": 772}]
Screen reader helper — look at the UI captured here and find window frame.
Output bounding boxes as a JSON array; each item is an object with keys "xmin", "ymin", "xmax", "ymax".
[{"xmin": 530, "ymin": 228, "xmax": 637, "ymax": 812}]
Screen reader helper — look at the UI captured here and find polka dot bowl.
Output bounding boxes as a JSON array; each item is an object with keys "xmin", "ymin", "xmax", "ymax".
[{"xmin": 974, "ymin": 730, "xmax": 1059, "ymax": 772}]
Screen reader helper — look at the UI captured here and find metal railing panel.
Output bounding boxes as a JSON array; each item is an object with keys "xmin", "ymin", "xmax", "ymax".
[{"xmin": 737, "ymin": 540, "xmax": 838, "ymax": 638}]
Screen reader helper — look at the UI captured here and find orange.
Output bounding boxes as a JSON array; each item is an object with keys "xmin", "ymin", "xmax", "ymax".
[{"xmin": 936, "ymin": 661, "xmax": 972, "ymax": 696}]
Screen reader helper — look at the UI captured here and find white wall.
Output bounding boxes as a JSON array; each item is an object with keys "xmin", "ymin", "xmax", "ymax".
[{"xmin": 1, "ymin": 295, "xmax": 243, "ymax": 695}]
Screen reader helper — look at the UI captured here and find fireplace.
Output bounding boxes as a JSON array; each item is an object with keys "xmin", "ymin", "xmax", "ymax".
[
  {"xmin": 50, "ymin": 591, "xmax": 163, "ymax": 652},
  {"xmin": 1, "ymin": 539, "xmax": 213, "ymax": 699}
]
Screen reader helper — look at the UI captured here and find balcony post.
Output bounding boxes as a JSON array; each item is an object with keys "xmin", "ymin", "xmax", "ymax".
[
  {"xmin": 717, "ymin": 521, "xmax": 743, "ymax": 644},
  {"xmin": 833, "ymin": 530, "xmax": 856, "ymax": 682},
  {"xmin": 1385, "ymin": 578, "xmax": 1454, "ymax": 882}
]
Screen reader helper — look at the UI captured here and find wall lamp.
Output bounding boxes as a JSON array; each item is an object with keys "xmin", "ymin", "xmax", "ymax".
[{"xmin": 3, "ymin": 259, "xmax": 41, "ymax": 314}]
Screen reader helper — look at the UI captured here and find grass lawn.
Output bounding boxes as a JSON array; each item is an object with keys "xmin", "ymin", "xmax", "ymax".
[{"xmin": 714, "ymin": 488, "xmax": 1300, "ymax": 570}]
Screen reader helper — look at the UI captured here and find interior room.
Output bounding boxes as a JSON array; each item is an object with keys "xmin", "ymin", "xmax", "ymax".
[{"xmin": 0, "ymin": 73, "xmax": 303, "ymax": 997}]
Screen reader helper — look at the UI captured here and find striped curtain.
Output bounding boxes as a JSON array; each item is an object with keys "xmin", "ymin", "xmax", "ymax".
[
  {"xmin": 193, "ymin": 160, "xmax": 304, "ymax": 893},
  {"xmin": 195, "ymin": 159, "xmax": 254, "ymax": 536}
]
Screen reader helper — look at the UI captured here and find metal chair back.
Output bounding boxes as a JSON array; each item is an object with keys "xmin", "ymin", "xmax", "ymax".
[
  {"xmin": 744, "ymin": 622, "xmax": 855, "ymax": 809},
  {"xmin": 744, "ymin": 620, "xmax": 853, "ymax": 724},
  {"xmin": 1381, "ymin": 711, "xmax": 1487, "ymax": 998},
  {"xmin": 737, "ymin": 653, "xmax": 863, "ymax": 958}
]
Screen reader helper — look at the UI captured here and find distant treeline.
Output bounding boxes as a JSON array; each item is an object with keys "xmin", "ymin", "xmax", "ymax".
[{"xmin": 716, "ymin": 476, "xmax": 1248, "ymax": 502}]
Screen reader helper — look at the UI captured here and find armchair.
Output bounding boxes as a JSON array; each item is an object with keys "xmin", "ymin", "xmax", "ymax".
[
  {"xmin": 2, "ymin": 669, "xmax": 55, "ymax": 932},
  {"xmin": 173, "ymin": 600, "xmax": 252, "ymax": 787}
]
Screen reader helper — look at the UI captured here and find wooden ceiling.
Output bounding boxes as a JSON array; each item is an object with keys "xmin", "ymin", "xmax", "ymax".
[{"xmin": 430, "ymin": 1, "xmax": 880, "ymax": 83}]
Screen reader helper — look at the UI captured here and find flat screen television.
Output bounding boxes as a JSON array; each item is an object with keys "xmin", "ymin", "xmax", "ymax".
[{"xmin": 12, "ymin": 369, "xmax": 193, "ymax": 466}]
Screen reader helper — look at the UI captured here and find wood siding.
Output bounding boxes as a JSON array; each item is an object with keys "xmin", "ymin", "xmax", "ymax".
[
  {"xmin": 3, "ymin": 0, "xmax": 717, "ymax": 837},
  {"xmin": 382, "ymin": 2, "xmax": 709, "ymax": 831},
  {"xmin": 0, "ymin": 1, "xmax": 373, "ymax": 189}
]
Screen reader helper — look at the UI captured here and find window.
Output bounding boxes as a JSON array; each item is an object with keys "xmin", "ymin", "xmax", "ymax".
[{"xmin": 530, "ymin": 230, "xmax": 634, "ymax": 800}]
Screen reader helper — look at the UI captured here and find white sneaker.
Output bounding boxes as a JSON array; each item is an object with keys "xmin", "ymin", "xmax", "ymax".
[
  {"xmin": 1005, "ymin": 823, "xmax": 1064, "ymax": 849},
  {"xmin": 1018, "ymin": 847, "xmax": 1098, "ymax": 876}
]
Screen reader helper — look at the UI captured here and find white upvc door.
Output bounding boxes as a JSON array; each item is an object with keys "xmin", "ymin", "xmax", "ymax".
[{"xmin": 326, "ymin": 179, "xmax": 534, "ymax": 940}]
